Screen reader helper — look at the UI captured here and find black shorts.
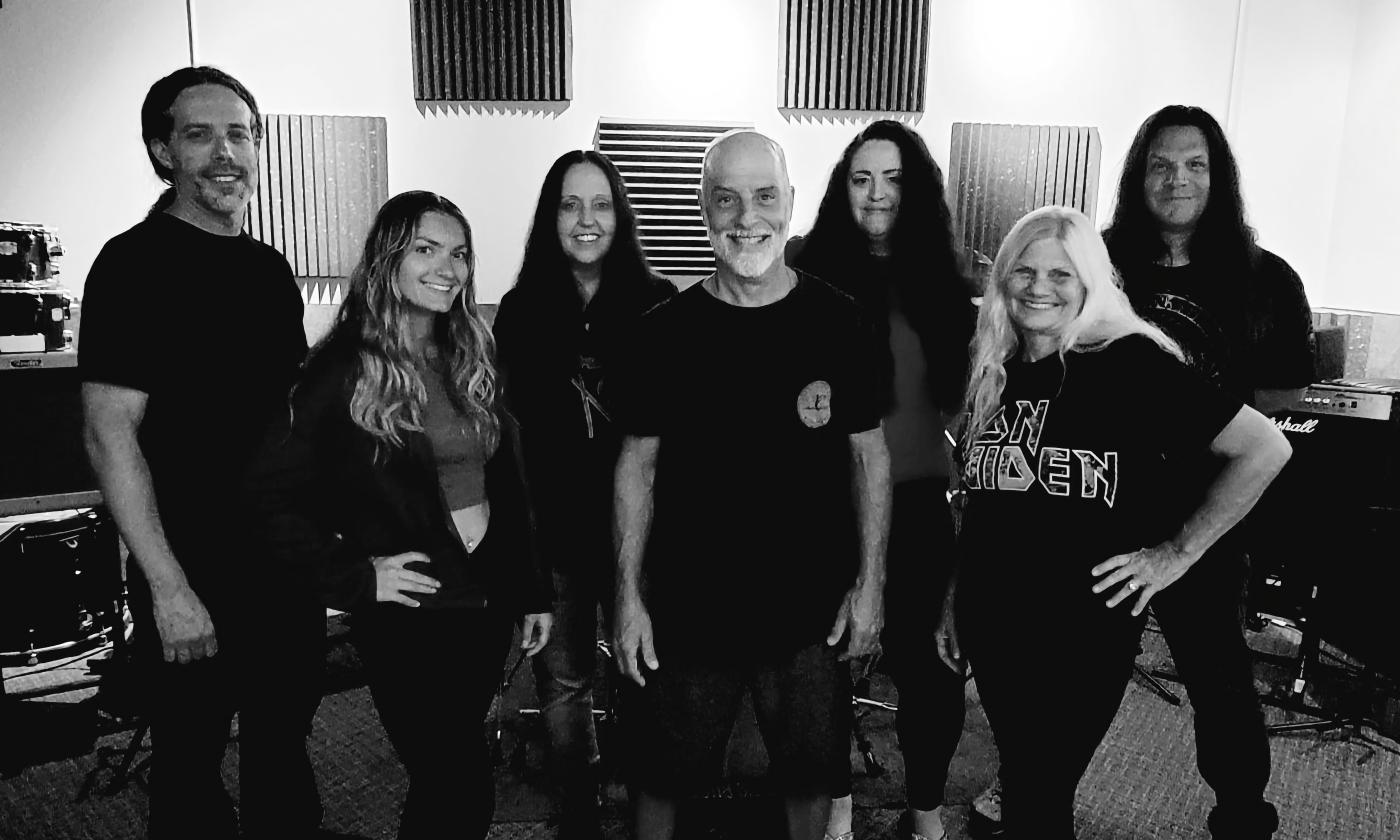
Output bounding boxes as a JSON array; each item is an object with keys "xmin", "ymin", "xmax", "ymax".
[{"xmin": 623, "ymin": 642, "xmax": 851, "ymax": 797}]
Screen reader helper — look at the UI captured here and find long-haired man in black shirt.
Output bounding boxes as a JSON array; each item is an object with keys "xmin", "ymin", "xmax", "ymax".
[
  {"xmin": 80, "ymin": 67, "xmax": 319, "ymax": 839},
  {"xmin": 1101, "ymin": 105, "xmax": 1311, "ymax": 840}
]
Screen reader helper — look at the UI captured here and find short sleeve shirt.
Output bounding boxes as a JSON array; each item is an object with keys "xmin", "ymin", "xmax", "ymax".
[
  {"xmin": 958, "ymin": 337, "xmax": 1241, "ymax": 624},
  {"xmin": 80, "ymin": 213, "xmax": 306, "ymax": 587},
  {"xmin": 613, "ymin": 272, "xmax": 885, "ymax": 661}
]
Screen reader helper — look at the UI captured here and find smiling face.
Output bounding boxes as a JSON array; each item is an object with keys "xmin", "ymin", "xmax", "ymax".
[
  {"xmin": 1143, "ymin": 124, "xmax": 1211, "ymax": 235},
  {"xmin": 556, "ymin": 162, "xmax": 617, "ymax": 271},
  {"xmin": 847, "ymin": 139, "xmax": 902, "ymax": 248},
  {"xmin": 701, "ymin": 134, "xmax": 793, "ymax": 280},
  {"xmin": 149, "ymin": 83, "xmax": 259, "ymax": 234},
  {"xmin": 395, "ymin": 211, "xmax": 471, "ymax": 332},
  {"xmin": 1006, "ymin": 237, "xmax": 1085, "ymax": 355}
]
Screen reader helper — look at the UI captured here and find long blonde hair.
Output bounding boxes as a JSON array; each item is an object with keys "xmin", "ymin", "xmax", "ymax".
[
  {"xmin": 962, "ymin": 206, "xmax": 1180, "ymax": 447},
  {"xmin": 326, "ymin": 191, "xmax": 499, "ymax": 454}
]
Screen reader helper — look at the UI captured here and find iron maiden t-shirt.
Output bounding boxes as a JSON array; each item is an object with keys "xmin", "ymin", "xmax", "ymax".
[{"xmin": 957, "ymin": 336, "xmax": 1241, "ymax": 620}]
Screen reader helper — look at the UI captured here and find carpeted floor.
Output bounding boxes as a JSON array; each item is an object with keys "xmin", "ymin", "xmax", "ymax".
[{"xmin": 2, "ymin": 616, "xmax": 1397, "ymax": 840}]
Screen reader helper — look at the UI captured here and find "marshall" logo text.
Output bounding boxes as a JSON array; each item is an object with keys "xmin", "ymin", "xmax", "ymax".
[{"xmin": 1273, "ymin": 416, "xmax": 1319, "ymax": 434}]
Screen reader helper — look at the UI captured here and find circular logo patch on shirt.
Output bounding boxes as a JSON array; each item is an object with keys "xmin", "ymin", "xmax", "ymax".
[{"xmin": 797, "ymin": 380, "xmax": 833, "ymax": 428}]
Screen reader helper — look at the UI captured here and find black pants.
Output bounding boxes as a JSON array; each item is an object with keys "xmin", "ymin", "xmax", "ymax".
[
  {"xmin": 238, "ymin": 596, "xmax": 327, "ymax": 839},
  {"xmin": 960, "ymin": 578, "xmax": 1145, "ymax": 840},
  {"xmin": 355, "ymin": 605, "xmax": 515, "ymax": 840},
  {"xmin": 128, "ymin": 578, "xmax": 324, "ymax": 840},
  {"xmin": 833, "ymin": 478, "xmax": 966, "ymax": 810},
  {"xmin": 1152, "ymin": 551, "xmax": 1279, "ymax": 838}
]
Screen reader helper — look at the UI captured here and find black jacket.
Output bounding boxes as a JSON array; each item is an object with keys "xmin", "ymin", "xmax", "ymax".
[
  {"xmin": 244, "ymin": 334, "xmax": 551, "ymax": 614},
  {"xmin": 493, "ymin": 276, "xmax": 673, "ymax": 577}
]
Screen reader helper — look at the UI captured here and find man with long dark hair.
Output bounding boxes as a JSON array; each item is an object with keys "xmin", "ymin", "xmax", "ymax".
[
  {"xmin": 1099, "ymin": 105, "xmax": 1313, "ymax": 840},
  {"xmin": 80, "ymin": 67, "xmax": 318, "ymax": 839}
]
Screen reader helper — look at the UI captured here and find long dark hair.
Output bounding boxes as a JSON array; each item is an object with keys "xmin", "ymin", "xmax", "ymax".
[
  {"xmin": 1103, "ymin": 105, "xmax": 1258, "ymax": 278},
  {"xmin": 791, "ymin": 120, "xmax": 972, "ymax": 408},
  {"xmin": 140, "ymin": 66, "xmax": 263, "ymax": 217},
  {"xmin": 513, "ymin": 150, "xmax": 664, "ymax": 304},
  {"xmin": 321, "ymin": 191, "xmax": 498, "ymax": 453}
]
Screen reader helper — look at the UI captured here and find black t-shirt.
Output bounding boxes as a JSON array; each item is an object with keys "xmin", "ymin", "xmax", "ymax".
[
  {"xmin": 1122, "ymin": 249, "xmax": 1314, "ymax": 404},
  {"xmin": 614, "ymin": 273, "xmax": 885, "ymax": 661},
  {"xmin": 957, "ymin": 336, "xmax": 1241, "ymax": 635},
  {"xmin": 80, "ymin": 213, "xmax": 306, "ymax": 596}
]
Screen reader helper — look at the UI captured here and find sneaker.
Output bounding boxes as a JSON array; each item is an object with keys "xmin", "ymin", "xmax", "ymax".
[{"xmin": 969, "ymin": 778, "xmax": 1004, "ymax": 838}]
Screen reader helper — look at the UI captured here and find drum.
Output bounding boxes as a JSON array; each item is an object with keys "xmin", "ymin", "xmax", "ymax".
[{"xmin": 0, "ymin": 508, "xmax": 123, "ymax": 665}]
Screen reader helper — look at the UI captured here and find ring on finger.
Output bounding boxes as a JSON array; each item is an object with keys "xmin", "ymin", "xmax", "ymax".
[{"xmin": 1126, "ymin": 580, "xmax": 1142, "ymax": 591}]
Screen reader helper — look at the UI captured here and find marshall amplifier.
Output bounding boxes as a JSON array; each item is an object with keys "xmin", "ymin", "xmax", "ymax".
[{"xmin": 1250, "ymin": 379, "xmax": 1400, "ymax": 676}]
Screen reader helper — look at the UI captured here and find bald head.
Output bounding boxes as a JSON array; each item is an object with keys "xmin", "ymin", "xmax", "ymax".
[
  {"xmin": 699, "ymin": 131, "xmax": 794, "ymax": 281},
  {"xmin": 701, "ymin": 131, "xmax": 791, "ymax": 200}
]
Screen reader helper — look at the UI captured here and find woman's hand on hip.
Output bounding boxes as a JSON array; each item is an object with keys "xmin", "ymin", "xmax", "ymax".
[
  {"xmin": 1091, "ymin": 543, "xmax": 1194, "ymax": 616},
  {"xmin": 521, "ymin": 612, "xmax": 553, "ymax": 656},
  {"xmin": 371, "ymin": 551, "xmax": 441, "ymax": 606}
]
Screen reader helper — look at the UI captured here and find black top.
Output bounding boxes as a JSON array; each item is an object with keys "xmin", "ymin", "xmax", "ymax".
[
  {"xmin": 242, "ymin": 334, "xmax": 551, "ymax": 615},
  {"xmin": 958, "ymin": 337, "xmax": 1241, "ymax": 633},
  {"xmin": 494, "ymin": 276, "xmax": 673, "ymax": 580},
  {"xmin": 613, "ymin": 273, "xmax": 885, "ymax": 662},
  {"xmin": 786, "ymin": 234, "xmax": 975, "ymax": 413},
  {"xmin": 1121, "ymin": 248, "xmax": 1314, "ymax": 403},
  {"xmin": 79, "ymin": 213, "xmax": 306, "ymax": 602}
]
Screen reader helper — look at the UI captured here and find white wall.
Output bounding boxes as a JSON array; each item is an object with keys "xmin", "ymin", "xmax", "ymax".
[
  {"xmin": 0, "ymin": 0, "xmax": 188, "ymax": 291},
  {"xmin": 191, "ymin": 0, "xmax": 870, "ymax": 301},
  {"xmin": 1230, "ymin": 0, "xmax": 1358, "ymax": 306},
  {"xmin": 919, "ymin": 0, "xmax": 1239, "ymax": 224},
  {"xmin": 1326, "ymin": 0, "xmax": 1400, "ymax": 314},
  {"xmin": 2, "ymin": 0, "xmax": 1390, "ymax": 312}
]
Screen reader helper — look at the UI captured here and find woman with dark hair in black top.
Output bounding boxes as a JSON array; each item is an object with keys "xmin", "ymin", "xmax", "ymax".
[
  {"xmin": 789, "ymin": 120, "xmax": 974, "ymax": 840},
  {"xmin": 494, "ymin": 150, "xmax": 673, "ymax": 840}
]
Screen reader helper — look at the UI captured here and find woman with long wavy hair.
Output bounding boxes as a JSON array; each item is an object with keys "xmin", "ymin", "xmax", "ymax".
[
  {"xmin": 788, "ymin": 120, "xmax": 973, "ymax": 840},
  {"xmin": 493, "ymin": 150, "xmax": 672, "ymax": 840},
  {"xmin": 935, "ymin": 206, "xmax": 1289, "ymax": 839},
  {"xmin": 246, "ymin": 190, "xmax": 553, "ymax": 839}
]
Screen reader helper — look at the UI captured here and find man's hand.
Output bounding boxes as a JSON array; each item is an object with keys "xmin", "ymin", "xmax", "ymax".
[
  {"xmin": 151, "ymin": 584, "xmax": 218, "ymax": 664},
  {"xmin": 826, "ymin": 579, "xmax": 884, "ymax": 661},
  {"xmin": 372, "ymin": 551, "xmax": 441, "ymax": 607},
  {"xmin": 1090, "ymin": 542, "xmax": 1195, "ymax": 616},
  {"xmin": 613, "ymin": 591, "xmax": 659, "ymax": 687},
  {"xmin": 520, "ymin": 613, "xmax": 553, "ymax": 656}
]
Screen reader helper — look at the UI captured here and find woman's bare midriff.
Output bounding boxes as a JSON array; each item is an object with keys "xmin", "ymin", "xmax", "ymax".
[{"xmin": 450, "ymin": 500, "xmax": 490, "ymax": 554}]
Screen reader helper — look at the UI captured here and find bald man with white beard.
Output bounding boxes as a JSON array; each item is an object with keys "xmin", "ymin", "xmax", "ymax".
[{"xmin": 609, "ymin": 132, "xmax": 892, "ymax": 840}]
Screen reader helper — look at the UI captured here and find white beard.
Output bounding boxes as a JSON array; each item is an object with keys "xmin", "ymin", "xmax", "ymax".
[{"xmin": 710, "ymin": 228, "xmax": 783, "ymax": 278}]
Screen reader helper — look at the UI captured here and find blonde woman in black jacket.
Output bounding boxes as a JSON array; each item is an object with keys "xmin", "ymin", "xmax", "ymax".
[{"xmin": 246, "ymin": 191, "xmax": 552, "ymax": 839}]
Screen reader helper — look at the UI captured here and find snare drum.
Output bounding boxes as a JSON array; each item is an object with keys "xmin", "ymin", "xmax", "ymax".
[{"xmin": 0, "ymin": 508, "xmax": 123, "ymax": 664}]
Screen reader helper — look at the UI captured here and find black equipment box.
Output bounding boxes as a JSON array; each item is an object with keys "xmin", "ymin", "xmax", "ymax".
[
  {"xmin": 1252, "ymin": 379, "xmax": 1400, "ymax": 676},
  {"xmin": 0, "ymin": 222, "xmax": 61, "ymax": 283}
]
